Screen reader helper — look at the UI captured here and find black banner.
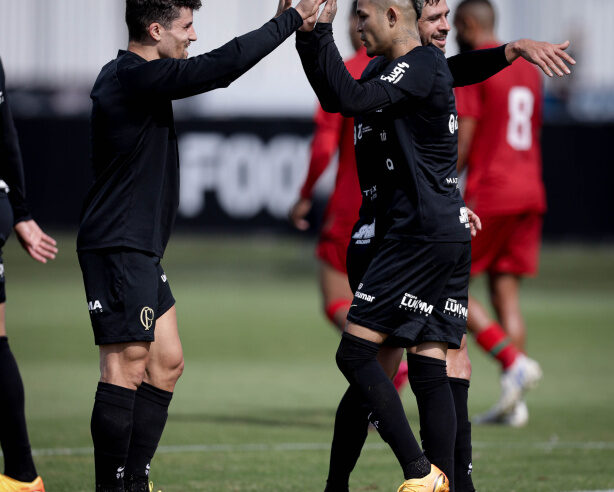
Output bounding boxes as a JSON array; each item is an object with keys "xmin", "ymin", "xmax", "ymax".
[{"xmin": 13, "ymin": 116, "xmax": 614, "ymax": 240}]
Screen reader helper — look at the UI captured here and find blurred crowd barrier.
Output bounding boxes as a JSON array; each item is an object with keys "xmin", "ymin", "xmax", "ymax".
[{"xmin": 13, "ymin": 116, "xmax": 614, "ymax": 241}]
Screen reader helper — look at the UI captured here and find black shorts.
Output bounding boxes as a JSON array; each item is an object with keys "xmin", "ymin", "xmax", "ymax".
[
  {"xmin": 0, "ymin": 191, "xmax": 14, "ymax": 304},
  {"xmin": 347, "ymin": 239, "xmax": 470, "ymax": 349},
  {"xmin": 78, "ymin": 248, "xmax": 175, "ymax": 345}
]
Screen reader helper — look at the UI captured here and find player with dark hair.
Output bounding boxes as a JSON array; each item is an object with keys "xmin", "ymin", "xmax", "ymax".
[
  {"xmin": 296, "ymin": 0, "xmax": 573, "ymax": 490},
  {"xmin": 77, "ymin": 1, "xmax": 326, "ymax": 490},
  {"xmin": 454, "ymin": 0, "xmax": 545, "ymax": 427},
  {"xmin": 290, "ymin": 0, "xmax": 409, "ymax": 391},
  {"xmin": 0, "ymin": 57, "xmax": 58, "ymax": 492}
]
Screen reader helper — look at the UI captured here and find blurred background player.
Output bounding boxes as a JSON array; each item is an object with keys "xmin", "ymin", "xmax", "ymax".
[
  {"xmin": 454, "ymin": 0, "xmax": 544, "ymax": 427},
  {"xmin": 0, "ymin": 56, "xmax": 58, "ymax": 492},
  {"xmin": 289, "ymin": 0, "xmax": 409, "ymax": 392}
]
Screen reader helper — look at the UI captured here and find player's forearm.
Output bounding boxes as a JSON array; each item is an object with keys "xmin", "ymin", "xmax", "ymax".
[{"xmin": 448, "ymin": 44, "xmax": 510, "ymax": 88}]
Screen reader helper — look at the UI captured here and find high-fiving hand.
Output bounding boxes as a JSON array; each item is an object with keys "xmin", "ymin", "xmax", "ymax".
[
  {"xmin": 506, "ymin": 39, "xmax": 576, "ymax": 78},
  {"xmin": 294, "ymin": 0, "xmax": 328, "ymax": 20}
]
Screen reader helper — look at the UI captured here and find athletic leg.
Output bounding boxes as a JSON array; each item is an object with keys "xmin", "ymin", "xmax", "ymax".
[
  {"xmin": 0, "ymin": 304, "xmax": 38, "ymax": 483},
  {"xmin": 325, "ymin": 346, "xmax": 404, "ymax": 491},
  {"xmin": 408, "ymin": 342, "xmax": 456, "ymax": 491},
  {"xmin": 93, "ymin": 342, "xmax": 149, "ymax": 492},
  {"xmin": 446, "ymin": 337, "xmax": 475, "ymax": 492},
  {"xmin": 124, "ymin": 306, "xmax": 183, "ymax": 491},
  {"xmin": 319, "ymin": 260, "xmax": 353, "ymax": 332},
  {"xmin": 488, "ymin": 273, "xmax": 525, "ymax": 351},
  {"xmin": 336, "ymin": 324, "xmax": 430, "ymax": 480}
]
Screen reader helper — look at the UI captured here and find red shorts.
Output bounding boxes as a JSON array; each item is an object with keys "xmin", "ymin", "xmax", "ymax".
[
  {"xmin": 316, "ymin": 236, "xmax": 350, "ymax": 274},
  {"xmin": 471, "ymin": 213, "xmax": 543, "ymax": 277}
]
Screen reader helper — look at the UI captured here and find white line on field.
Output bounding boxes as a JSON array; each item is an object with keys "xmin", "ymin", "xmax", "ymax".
[{"xmin": 4, "ymin": 440, "xmax": 612, "ymax": 458}]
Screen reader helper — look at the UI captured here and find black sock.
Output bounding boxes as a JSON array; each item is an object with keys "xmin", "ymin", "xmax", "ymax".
[
  {"xmin": 0, "ymin": 337, "xmax": 37, "ymax": 482},
  {"xmin": 449, "ymin": 378, "xmax": 475, "ymax": 492},
  {"xmin": 408, "ymin": 353, "xmax": 456, "ymax": 491},
  {"xmin": 124, "ymin": 382, "xmax": 173, "ymax": 490},
  {"xmin": 91, "ymin": 382, "xmax": 136, "ymax": 490},
  {"xmin": 324, "ymin": 386, "xmax": 370, "ymax": 492},
  {"xmin": 336, "ymin": 333, "xmax": 429, "ymax": 480}
]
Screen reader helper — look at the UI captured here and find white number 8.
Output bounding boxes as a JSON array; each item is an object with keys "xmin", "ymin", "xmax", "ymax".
[{"xmin": 507, "ymin": 86, "xmax": 534, "ymax": 151}]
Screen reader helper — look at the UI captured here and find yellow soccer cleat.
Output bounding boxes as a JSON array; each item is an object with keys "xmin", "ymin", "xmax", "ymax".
[
  {"xmin": 0, "ymin": 474, "xmax": 45, "ymax": 492},
  {"xmin": 148, "ymin": 481, "xmax": 161, "ymax": 492},
  {"xmin": 397, "ymin": 465, "xmax": 449, "ymax": 492}
]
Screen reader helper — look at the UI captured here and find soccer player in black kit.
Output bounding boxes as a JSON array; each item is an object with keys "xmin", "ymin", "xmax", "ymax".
[
  {"xmin": 0, "ymin": 57, "xmax": 58, "ymax": 492},
  {"xmin": 296, "ymin": 0, "xmax": 574, "ymax": 490},
  {"xmin": 76, "ymin": 1, "xmax": 326, "ymax": 491}
]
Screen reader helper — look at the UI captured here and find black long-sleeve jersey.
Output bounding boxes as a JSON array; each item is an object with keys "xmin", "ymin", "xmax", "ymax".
[
  {"xmin": 297, "ymin": 24, "xmax": 510, "ymax": 243},
  {"xmin": 0, "ymin": 57, "xmax": 31, "ymax": 225},
  {"xmin": 77, "ymin": 8, "xmax": 304, "ymax": 257}
]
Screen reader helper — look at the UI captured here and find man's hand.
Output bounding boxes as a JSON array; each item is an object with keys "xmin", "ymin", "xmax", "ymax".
[
  {"xmin": 318, "ymin": 0, "xmax": 337, "ymax": 24},
  {"xmin": 13, "ymin": 219, "xmax": 58, "ymax": 263},
  {"xmin": 289, "ymin": 197, "xmax": 313, "ymax": 231},
  {"xmin": 299, "ymin": 12, "xmax": 318, "ymax": 32},
  {"xmin": 505, "ymin": 39, "xmax": 576, "ymax": 77},
  {"xmin": 276, "ymin": 0, "xmax": 292, "ymax": 17},
  {"xmin": 466, "ymin": 208, "xmax": 482, "ymax": 238},
  {"xmin": 295, "ymin": 0, "xmax": 327, "ymax": 20}
]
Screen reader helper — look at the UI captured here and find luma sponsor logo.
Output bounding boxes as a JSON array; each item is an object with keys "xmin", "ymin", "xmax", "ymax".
[
  {"xmin": 444, "ymin": 298, "xmax": 468, "ymax": 320},
  {"xmin": 88, "ymin": 300, "xmax": 103, "ymax": 313},
  {"xmin": 399, "ymin": 293, "xmax": 433, "ymax": 317}
]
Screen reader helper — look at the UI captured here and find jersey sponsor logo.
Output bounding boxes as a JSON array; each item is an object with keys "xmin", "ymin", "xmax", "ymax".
[
  {"xmin": 399, "ymin": 293, "xmax": 433, "ymax": 317},
  {"xmin": 443, "ymin": 298, "xmax": 468, "ymax": 320},
  {"xmin": 354, "ymin": 123, "xmax": 372, "ymax": 144},
  {"xmin": 380, "ymin": 62, "xmax": 410, "ymax": 84},
  {"xmin": 386, "ymin": 158, "xmax": 395, "ymax": 170},
  {"xmin": 445, "ymin": 176, "xmax": 460, "ymax": 189},
  {"xmin": 362, "ymin": 185, "xmax": 377, "ymax": 201},
  {"xmin": 116, "ymin": 466, "xmax": 125, "ymax": 480},
  {"xmin": 140, "ymin": 306, "xmax": 154, "ymax": 330},
  {"xmin": 355, "ymin": 283, "xmax": 375, "ymax": 303},
  {"xmin": 0, "ymin": 263, "xmax": 4, "ymax": 279},
  {"xmin": 352, "ymin": 220, "xmax": 375, "ymax": 244},
  {"xmin": 0, "ymin": 91, "xmax": 4, "ymax": 105},
  {"xmin": 449, "ymin": 114, "xmax": 458, "ymax": 134},
  {"xmin": 161, "ymin": 274, "xmax": 167, "ymax": 283},
  {"xmin": 88, "ymin": 300, "xmax": 103, "ymax": 313},
  {"xmin": 380, "ymin": 131, "xmax": 387, "ymax": 142},
  {"xmin": 459, "ymin": 207, "xmax": 470, "ymax": 228}
]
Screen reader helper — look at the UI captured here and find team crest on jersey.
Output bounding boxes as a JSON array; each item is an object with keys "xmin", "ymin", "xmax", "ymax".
[
  {"xmin": 381, "ymin": 62, "xmax": 410, "ymax": 84},
  {"xmin": 140, "ymin": 307, "xmax": 154, "ymax": 330}
]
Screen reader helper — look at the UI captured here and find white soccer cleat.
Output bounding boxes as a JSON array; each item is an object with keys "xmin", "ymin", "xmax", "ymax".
[
  {"xmin": 498, "ymin": 354, "xmax": 542, "ymax": 414},
  {"xmin": 473, "ymin": 399, "xmax": 529, "ymax": 427}
]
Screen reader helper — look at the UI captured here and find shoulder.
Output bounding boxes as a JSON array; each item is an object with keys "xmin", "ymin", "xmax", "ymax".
[{"xmin": 360, "ymin": 56, "xmax": 387, "ymax": 80}]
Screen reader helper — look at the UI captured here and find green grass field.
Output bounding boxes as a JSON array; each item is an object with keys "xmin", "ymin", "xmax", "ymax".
[{"xmin": 3, "ymin": 234, "xmax": 614, "ymax": 491}]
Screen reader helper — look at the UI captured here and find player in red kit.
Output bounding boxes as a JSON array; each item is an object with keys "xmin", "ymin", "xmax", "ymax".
[
  {"xmin": 290, "ymin": 0, "xmax": 409, "ymax": 391},
  {"xmin": 454, "ymin": 0, "xmax": 545, "ymax": 426}
]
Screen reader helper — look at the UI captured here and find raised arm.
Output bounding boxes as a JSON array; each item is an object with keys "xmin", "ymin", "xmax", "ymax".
[
  {"xmin": 119, "ymin": 2, "xmax": 325, "ymax": 100},
  {"xmin": 449, "ymin": 39, "xmax": 576, "ymax": 88}
]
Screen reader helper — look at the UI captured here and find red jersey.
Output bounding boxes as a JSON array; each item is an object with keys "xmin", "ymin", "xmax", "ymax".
[
  {"xmin": 455, "ymin": 44, "xmax": 546, "ymax": 216},
  {"xmin": 300, "ymin": 48, "xmax": 371, "ymax": 241}
]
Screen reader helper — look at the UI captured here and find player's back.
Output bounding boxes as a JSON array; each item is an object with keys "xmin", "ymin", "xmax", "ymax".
[{"xmin": 456, "ymin": 47, "xmax": 545, "ymax": 216}]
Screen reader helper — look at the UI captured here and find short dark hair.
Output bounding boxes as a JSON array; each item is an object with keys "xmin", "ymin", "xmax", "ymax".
[
  {"xmin": 352, "ymin": 1, "xmax": 358, "ymax": 13},
  {"xmin": 126, "ymin": 0, "xmax": 203, "ymax": 41},
  {"xmin": 412, "ymin": 0, "xmax": 440, "ymax": 19}
]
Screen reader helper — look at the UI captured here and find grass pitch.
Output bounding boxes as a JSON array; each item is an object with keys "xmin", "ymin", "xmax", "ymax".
[{"xmin": 3, "ymin": 234, "xmax": 613, "ymax": 491}]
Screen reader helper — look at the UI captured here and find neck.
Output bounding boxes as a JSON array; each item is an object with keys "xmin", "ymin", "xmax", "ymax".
[
  {"xmin": 385, "ymin": 26, "xmax": 422, "ymax": 60},
  {"xmin": 473, "ymin": 31, "xmax": 498, "ymax": 48},
  {"xmin": 127, "ymin": 41, "xmax": 160, "ymax": 61}
]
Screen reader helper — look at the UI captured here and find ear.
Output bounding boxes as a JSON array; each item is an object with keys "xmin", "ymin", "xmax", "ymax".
[
  {"xmin": 148, "ymin": 22, "xmax": 163, "ymax": 42},
  {"xmin": 387, "ymin": 7, "xmax": 398, "ymax": 26}
]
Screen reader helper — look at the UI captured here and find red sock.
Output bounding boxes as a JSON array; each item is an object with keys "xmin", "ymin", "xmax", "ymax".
[
  {"xmin": 325, "ymin": 299, "xmax": 352, "ymax": 325},
  {"xmin": 475, "ymin": 323, "xmax": 519, "ymax": 370}
]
